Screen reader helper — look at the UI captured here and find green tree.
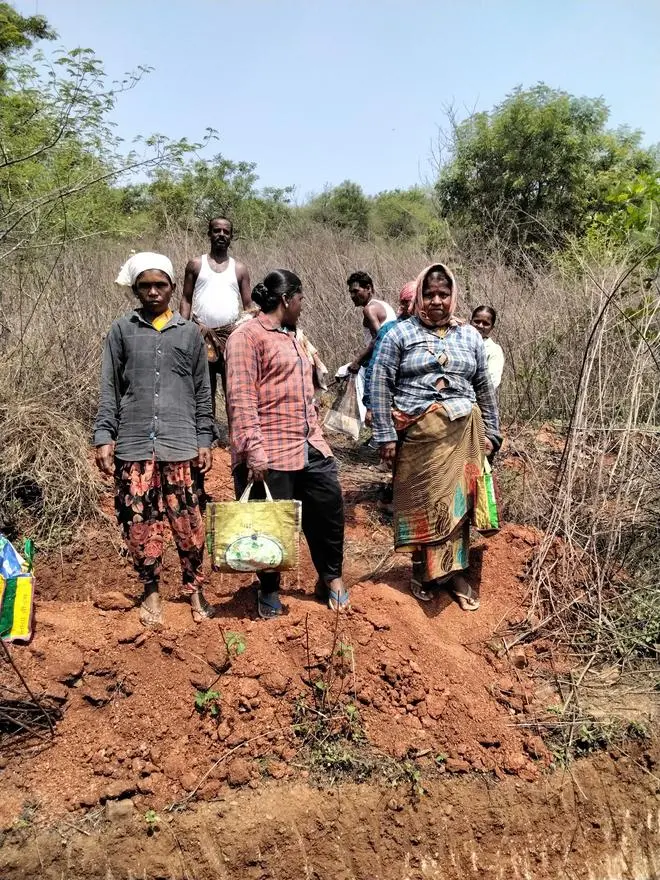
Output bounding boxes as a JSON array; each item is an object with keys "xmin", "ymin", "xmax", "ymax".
[
  {"xmin": 0, "ymin": 1, "xmax": 55, "ymax": 76},
  {"xmin": 371, "ymin": 187, "xmax": 434, "ymax": 240},
  {"xmin": 0, "ymin": 28, "xmax": 202, "ymax": 260},
  {"xmin": 435, "ymin": 84, "xmax": 657, "ymax": 257},
  {"xmin": 139, "ymin": 154, "xmax": 293, "ymax": 237},
  {"xmin": 309, "ymin": 180, "xmax": 370, "ymax": 238}
]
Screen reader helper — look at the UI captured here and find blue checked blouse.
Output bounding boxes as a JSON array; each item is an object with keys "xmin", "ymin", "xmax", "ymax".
[{"xmin": 370, "ymin": 317, "xmax": 501, "ymax": 445}]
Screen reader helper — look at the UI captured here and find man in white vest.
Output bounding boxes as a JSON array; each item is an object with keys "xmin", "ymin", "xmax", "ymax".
[{"xmin": 181, "ymin": 217, "xmax": 252, "ymax": 425}]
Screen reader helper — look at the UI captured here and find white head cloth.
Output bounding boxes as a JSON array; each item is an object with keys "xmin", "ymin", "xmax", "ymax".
[{"xmin": 115, "ymin": 252, "xmax": 175, "ymax": 287}]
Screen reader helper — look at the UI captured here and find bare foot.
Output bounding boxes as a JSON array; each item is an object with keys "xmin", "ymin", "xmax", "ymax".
[
  {"xmin": 139, "ymin": 591, "xmax": 164, "ymax": 627},
  {"xmin": 190, "ymin": 590, "xmax": 216, "ymax": 623}
]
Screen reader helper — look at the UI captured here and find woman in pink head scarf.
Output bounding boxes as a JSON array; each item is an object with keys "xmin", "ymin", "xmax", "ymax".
[{"xmin": 369, "ymin": 263, "xmax": 502, "ymax": 610}]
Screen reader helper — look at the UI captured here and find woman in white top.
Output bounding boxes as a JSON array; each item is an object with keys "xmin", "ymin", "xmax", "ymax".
[{"xmin": 471, "ymin": 305, "xmax": 504, "ymax": 390}]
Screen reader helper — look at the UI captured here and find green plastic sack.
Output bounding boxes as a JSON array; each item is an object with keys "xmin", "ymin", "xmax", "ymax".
[
  {"xmin": 0, "ymin": 534, "xmax": 35, "ymax": 643},
  {"xmin": 471, "ymin": 457, "xmax": 501, "ymax": 536}
]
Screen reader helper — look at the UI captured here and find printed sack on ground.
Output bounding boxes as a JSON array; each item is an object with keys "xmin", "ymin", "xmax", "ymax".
[
  {"xmin": 205, "ymin": 482, "xmax": 301, "ymax": 573},
  {"xmin": 0, "ymin": 534, "xmax": 35, "ymax": 643},
  {"xmin": 324, "ymin": 375, "xmax": 361, "ymax": 441}
]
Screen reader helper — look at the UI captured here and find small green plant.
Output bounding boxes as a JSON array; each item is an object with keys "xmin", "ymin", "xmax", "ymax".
[
  {"xmin": 434, "ymin": 753, "xmax": 448, "ymax": 766},
  {"xmin": 573, "ymin": 722, "xmax": 612, "ymax": 756},
  {"xmin": 343, "ymin": 702, "xmax": 364, "ymax": 740},
  {"xmin": 144, "ymin": 809, "xmax": 160, "ymax": 834},
  {"xmin": 401, "ymin": 760, "xmax": 425, "ymax": 798},
  {"xmin": 335, "ymin": 641, "xmax": 354, "ymax": 660},
  {"xmin": 627, "ymin": 720, "xmax": 650, "ymax": 740},
  {"xmin": 194, "ymin": 689, "xmax": 221, "ymax": 718},
  {"xmin": 223, "ymin": 630, "xmax": 246, "ymax": 659}
]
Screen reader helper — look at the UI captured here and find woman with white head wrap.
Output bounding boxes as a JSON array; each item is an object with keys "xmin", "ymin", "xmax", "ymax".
[{"xmin": 94, "ymin": 253, "xmax": 216, "ymax": 626}]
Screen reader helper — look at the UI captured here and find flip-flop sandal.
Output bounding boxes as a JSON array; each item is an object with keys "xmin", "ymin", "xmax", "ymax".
[
  {"xmin": 328, "ymin": 586, "xmax": 350, "ymax": 612},
  {"xmin": 410, "ymin": 577, "xmax": 434, "ymax": 602},
  {"xmin": 190, "ymin": 592, "xmax": 216, "ymax": 623},
  {"xmin": 316, "ymin": 580, "xmax": 350, "ymax": 611},
  {"xmin": 453, "ymin": 591, "xmax": 480, "ymax": 612},
  {"xmin": 257, "ymin": 589, "xmax": 283, "ymax": 619}
]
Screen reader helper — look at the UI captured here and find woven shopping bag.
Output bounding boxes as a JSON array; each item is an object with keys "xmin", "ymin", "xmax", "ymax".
[
  {"xmin": 205, "ymin": 482, "xmax": 302, "ymax": 573},
  {"xmin": 471, "ymin": 457, "xmax": 501, "ymax": 536}
]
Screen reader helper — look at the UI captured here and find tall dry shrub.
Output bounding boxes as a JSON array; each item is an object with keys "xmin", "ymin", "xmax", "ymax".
[{"xmin": 527, "ymin": 249, "xmax": 660, "ymax": 667}]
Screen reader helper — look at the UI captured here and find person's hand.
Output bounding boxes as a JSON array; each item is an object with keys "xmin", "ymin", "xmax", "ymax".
[
  {"xmin": 248, "ymin": 466, "xmax": 268, "ymax": 483},
  {"xmin": 484, "ymin": 437, "xmax": 494, "ymax": 456},
  {"xmin": 95, "ymin": 443, "xmax": 115, "ymax": 477},
  {"xmin": 196, "ymin": 447, "xmax": 213, "ymax": 474},
  {"xmin": 380, "ymin": 442, "xmax": 397, "ymax": 467},
  {"xmin": 365, "ymin": 409, "xmax": 373, "ymax": 427},
  {"xmin": 347, "ymin": 360, "xmax": 361, "ymax": 374}
]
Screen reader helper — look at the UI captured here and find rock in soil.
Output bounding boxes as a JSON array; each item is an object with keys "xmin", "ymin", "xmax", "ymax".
[
  {"xmin": 94, "ymin": 592, "xmax": 134, "ymax": 611},
  {"xmin": 227, "ymin": 759, "xmax": 251, "ymax": 787},
  {"xmin": 104, "ymin": 799, "xmax": 134, "ymax": 822},
  {"xmin": 116, "ymin": 620, "xmax": 144, "ymax": 644},
  {"xmin": 51, "ymin": 647, "xmax": 84, "ymax": 683}
]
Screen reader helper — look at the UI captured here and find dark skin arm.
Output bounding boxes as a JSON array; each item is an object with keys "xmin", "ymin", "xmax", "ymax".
[
  {"xmin": 180, "ymin": 257, "xmax": 201, "ymax": 321},
  {"xmin": 194, "ymin": 448, "xmax": 213, "ymax": 474},
  {"xmin": 348, "ymin": 301, "xmax": 388, "ymax": 373},
  {"xmin": 379, "ymin": 441, "xmax": 397, "ymax": 467},
  {"xmin": 95, "ymin": 443, "xmax": 115, "ymax": 477},
  {"xmin": 235, "ymin": 261, "xmax": 252, "ymax": 310}
]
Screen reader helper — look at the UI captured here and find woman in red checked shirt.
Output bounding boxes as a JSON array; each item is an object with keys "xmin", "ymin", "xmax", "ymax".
[{"xmin": 224, "ymin": 270, "xmax": 349, "ymax": 620}]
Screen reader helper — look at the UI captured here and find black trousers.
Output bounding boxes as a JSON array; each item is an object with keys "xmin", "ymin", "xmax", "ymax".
[{"xmin": 233, "ymin": 446, "xmax": 344, "ymax": 592}]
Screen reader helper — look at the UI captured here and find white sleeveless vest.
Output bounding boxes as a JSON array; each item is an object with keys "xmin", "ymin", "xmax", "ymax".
[{"xmin": 191, "ymin": 255, "xmax": 241, "ymax": 328}]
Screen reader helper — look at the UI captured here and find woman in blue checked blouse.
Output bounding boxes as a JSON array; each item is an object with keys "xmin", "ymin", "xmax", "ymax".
[{"xmin": 370, "ymin": 263, "xmax": 502, "ymax": 610}]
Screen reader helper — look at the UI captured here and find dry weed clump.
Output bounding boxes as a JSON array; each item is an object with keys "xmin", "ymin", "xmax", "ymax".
[{"xmin": 0, "ymin": 399, "xmax": 101, "ymax": 546}]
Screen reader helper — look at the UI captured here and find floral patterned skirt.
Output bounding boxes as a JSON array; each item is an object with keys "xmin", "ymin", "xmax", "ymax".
[{"xmin": 114, "ymin": 458, "xmax": 205, "ymax": 590}]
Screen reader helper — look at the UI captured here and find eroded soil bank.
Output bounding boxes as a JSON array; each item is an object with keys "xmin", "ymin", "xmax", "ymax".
[{"xmin": 2, "ymin": 742, "xmax": 660, "ymax": 880}]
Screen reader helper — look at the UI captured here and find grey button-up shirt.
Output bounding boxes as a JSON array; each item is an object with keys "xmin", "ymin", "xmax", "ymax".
[{"xmin": 93, "ymin": 310, "xmax": 214, "ymax": 462}]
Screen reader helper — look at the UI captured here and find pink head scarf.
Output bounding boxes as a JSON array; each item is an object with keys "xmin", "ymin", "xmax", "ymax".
[
  {"xmin": 398, "ymin": 280, "xmax": 416, "ymax": 316},
  {"xmin": 412, "ymin": 262, "xmax": 458, "ymax": 328}
]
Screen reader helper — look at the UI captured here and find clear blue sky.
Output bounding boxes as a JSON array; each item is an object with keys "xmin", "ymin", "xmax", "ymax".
[{"xmin": 15, "ymin": 0, "xmax": 660, "ymax": 199}]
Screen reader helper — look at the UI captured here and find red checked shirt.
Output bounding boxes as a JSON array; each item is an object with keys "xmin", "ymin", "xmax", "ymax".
[{"xmin": 225, "ymin": 314, "xmax": 332, "ymax": 471}]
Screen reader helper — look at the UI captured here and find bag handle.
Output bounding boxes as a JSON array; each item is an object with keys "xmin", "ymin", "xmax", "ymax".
[{"xmin": 239, "ymin": 480, "xmax": 274, "ymax": 503}]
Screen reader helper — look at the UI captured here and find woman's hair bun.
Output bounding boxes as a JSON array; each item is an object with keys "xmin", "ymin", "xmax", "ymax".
[
  {"xmin": 251, "ymin": 270, "xmax": 303, "ymax": 313},
  {"xmin": 251, "ymin": 282, "xmax": 269, "ymax": 307}
]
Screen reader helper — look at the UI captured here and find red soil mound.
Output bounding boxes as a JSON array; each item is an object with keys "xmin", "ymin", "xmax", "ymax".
[{"xmin": 0, "ymin": 449, "xmax": 556, "ymax": 826}]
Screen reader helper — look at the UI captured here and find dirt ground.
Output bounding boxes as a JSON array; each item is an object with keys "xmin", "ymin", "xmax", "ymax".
[
  {"xmin": 1, "ymin": 444, "xmax": 654, "ymax": 878},
  {"xmin": 2, "ymin": 740, "xmax": 660, "ymax": 879}
]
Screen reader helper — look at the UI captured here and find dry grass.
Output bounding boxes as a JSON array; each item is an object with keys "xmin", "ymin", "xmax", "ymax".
[
  {"xmin": 1, "ymin": 227, "xmax": 658, "ymax": 636},
  {"xmin": 513, "ymin": 249, "xmax": 660, "ymax": 678},
  {"xmin": 0, "ymin": 400, "xmax": 100, "ymax": 546}
]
